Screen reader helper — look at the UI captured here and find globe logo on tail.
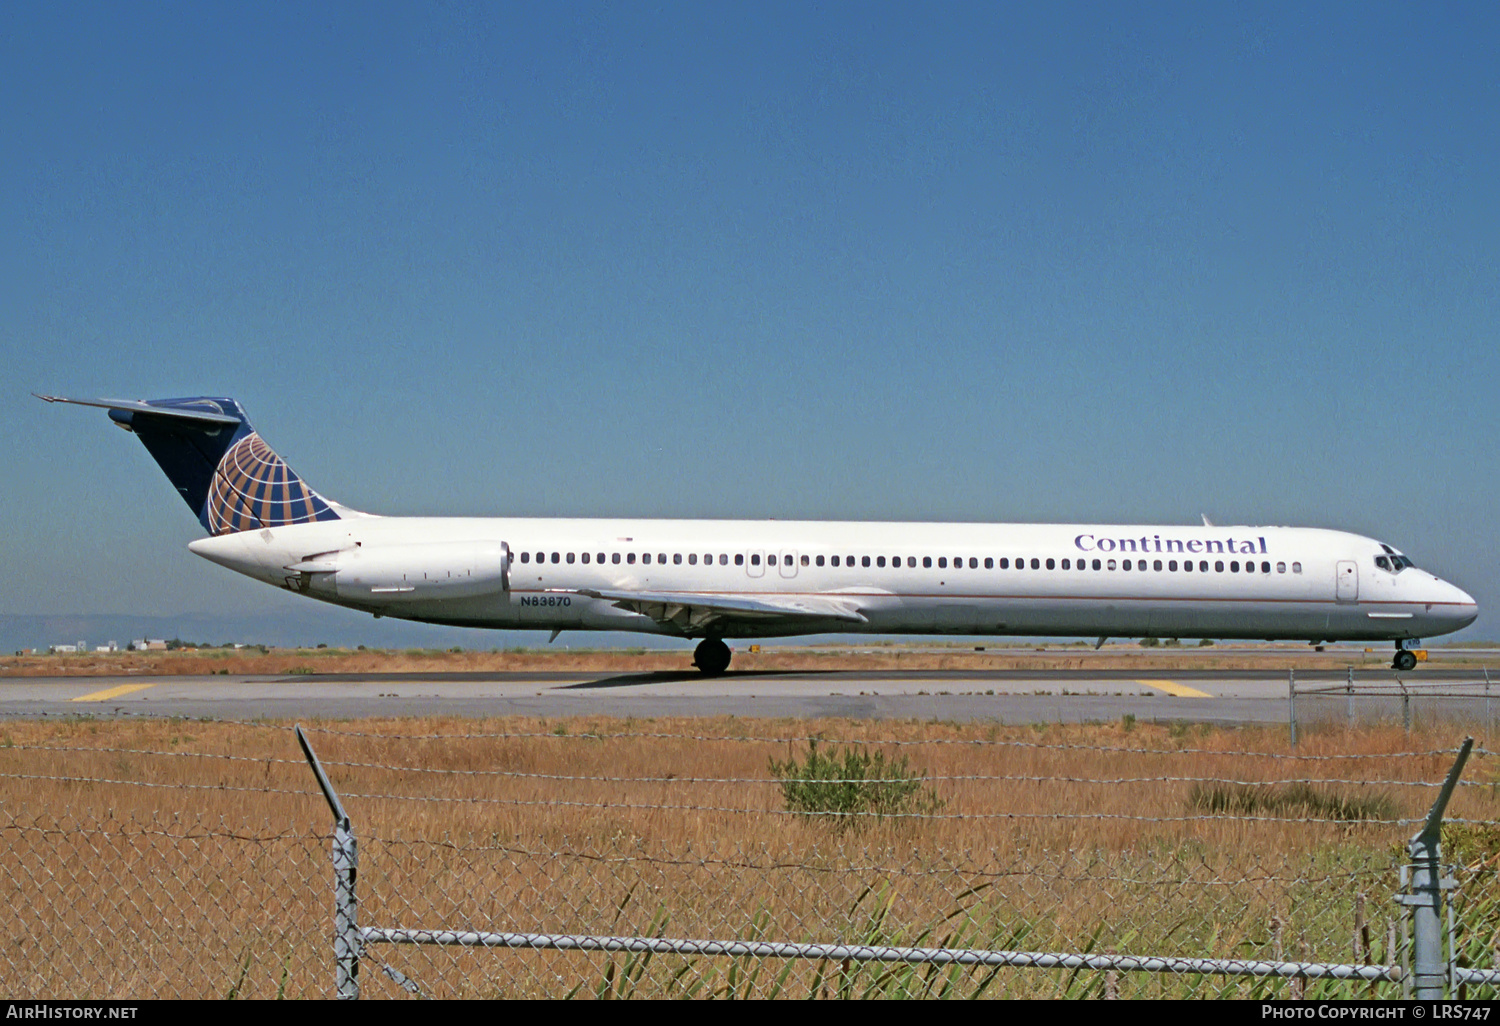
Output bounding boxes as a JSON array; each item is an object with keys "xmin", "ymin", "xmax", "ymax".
[{"xmin": 207, "ymin": 432, "xmax": 335, "ymax": 535}]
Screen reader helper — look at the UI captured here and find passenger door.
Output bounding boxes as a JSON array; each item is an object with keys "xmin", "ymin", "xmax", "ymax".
[{"xmin": 1336, "ymin": 560, "xmax": 1358, "ymax": 603}]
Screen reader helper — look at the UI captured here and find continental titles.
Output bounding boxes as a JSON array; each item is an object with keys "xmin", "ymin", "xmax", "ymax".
[{"xmin": 1075, "ymin": 534, "xmax": 1268, "ymax": 555}]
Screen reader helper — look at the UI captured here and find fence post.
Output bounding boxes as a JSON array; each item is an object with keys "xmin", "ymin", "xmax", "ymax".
[
  {"xmin": 1398, "ymin": 736, "xmax": 1472, "ymax": 1000},
  {"xmin": 297, "ymin": 725, "xmax": 361, "ymax": 1000},
  {"xmin": 1485, "ymin": 668, "xmax": 1492, "ymax": 731},
  {"xmin": 1346, "ymin": 667, "xmax": 1355, "ymax": 728},
  {"xmin": 1288, "ymin": 669, "xmax": 1297, "ymax": 748},
  {"xmin": 1401, "ymin": 682, "xmax": 1412, "ymax": 736}
]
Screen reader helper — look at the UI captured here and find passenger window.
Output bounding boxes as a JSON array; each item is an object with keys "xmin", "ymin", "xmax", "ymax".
[
  {"xmin": 1229, "ymin": 561, "xmax": 1239, "ymax": 572},
  {"xmin": 938, "ymin": 557, "xmax": 947, "ymax": 569},
  {"xmin": 720, "ymin": 554, "xmax": 729, "ymax": 565},
  {"xmin": 1107, "ymin": 559, "xmax": 1117, "ymax": 571},
  {"xmin": 1199, "ymin": 561, "xmax": 1208, "ymax": 572},
  {"xmin": 627, "ymin": 553, "xmax": 636, "ymax": 564},
  {"xmin": 1184, "ymin": 560, "xmax": 1193, "ymax": 572},
  {"xmin": 612, "ymin": 553, "xmax": 621, "ymax": 564},
  {"xmin": 1122, "ymin": 559, "xmax": 1132, "ymax": 571},
  {"xmin": 598, "ymin": 553, "xmax": 606, "ymax": 564},
  {"xmin": 1261, "ymin": 561, "xmax": 1270, "ymax": 574},
  {"xmin": 862, "ymin": 555, "xmax": 871, "ymax": 567},
  {"xmin": 520, "ymin": 552, "xmax": 530, "ymax": 563},
  {"xmin": 658, "ymin": 553, "xmax": 666, "ymax": 564},
  {"xmin": 688, "ymin": 553, "xmax": 697, "ymax": 565},
  {"xmin": 907, "ymin": 557, "xmax": 916, "ymax": 568},
  {"xmin": 750, "ymin": 554, "xmax": 759, "ymax": 566},
  {"xmin": 566, "ymin": 553, "xmax": 575, "ymax": 564},
  {"xmin": 924, "ymin": 557, "xmax": 933, "ymax": 568},
  {"xmin": 985, "ymin": 557, "xmax": 993, "ymax": 569},
  {"xmin": 1030, "ymin": 558, "xmax": 1040, "ymax": 570},
  {"xmin": 1168, "ymin": 560, "xmax": 1177, "ymax": 571},
  {"xmin": 1153, "ymin": 559, "xmax": 1161, "ymax": 571},
  {"xmin": 1061, "ymin": 558, "xmax": 1070, "ymax": 570},
  {"xmin": 999, "ymin": 558, "xmax": 1009, "ymax": 569},
  {"xmin": 969, "ymin": 557, "xmax": 977, "ymax": 569},
  {"xmin": 1276, "ymin": 562, "xmax": 1285, "ymax": 573},
  {"xmin": 643, "ymin": 553, "xmax": 652, "ymax": 564},
  {"xmin": 801, "ymin": 555, "xmax": 809, "ymax": 566},
  {"xmin": 815, "ymin": 555, "xmax": 824, "ymax": 567},
  {"xmin": 1292, "ymin": 562, "xmax": 1302, "ymax": 573},
  {"xmin": 673, "ymin": 553, "xmax": 681, "ymax": 565},
  {"xmin": 831, "ymin": 556, "xmax": 840, "ymax": 567},
  {"xmin": 582, "ymin": 552, "xmax": 591, "ymax": 564},
  {"xmin": 1214, "ymin": 561, "xmax": 1223, "ymax": 572},
  {"xmin": 1092, "ymin": 559, "xmax": 1101, "ymax": 570},
  {"xmin": 877, "ymin": 556, "xmax": 886, "ymax": 568},
  {"xmin": 552, "ymin": 552, "xmax": 560, "ymax": 564},
  {"xmin": 1046, "ymin": 558, "xmax": 1055, "ymax": 570}
]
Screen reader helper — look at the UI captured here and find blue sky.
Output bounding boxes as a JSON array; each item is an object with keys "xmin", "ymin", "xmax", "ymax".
[{"xmin": 2, "ymin": 2, "xmax": 1496, "ymax": 640}]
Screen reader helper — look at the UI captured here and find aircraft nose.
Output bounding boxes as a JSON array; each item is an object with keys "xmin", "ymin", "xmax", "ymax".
[{"xmin": 1436, "ymin": 579, "xmax": 1479, "ymax": 630}]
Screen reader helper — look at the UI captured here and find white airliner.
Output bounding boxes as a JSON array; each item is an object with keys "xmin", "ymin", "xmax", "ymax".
[{"xmin": 41, "ymin": 395, "xmax": 1478, "ymax": 674}]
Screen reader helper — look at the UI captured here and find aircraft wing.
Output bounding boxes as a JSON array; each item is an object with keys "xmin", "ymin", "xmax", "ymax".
[{"xmin": 569, "ymin": 588, "xmax": 868, "ymax": 634}]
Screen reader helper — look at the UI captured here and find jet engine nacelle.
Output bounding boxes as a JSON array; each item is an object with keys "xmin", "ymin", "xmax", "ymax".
[{"xmin": 297, "ymin": 541, "xmax": 510, "ymax": 602}]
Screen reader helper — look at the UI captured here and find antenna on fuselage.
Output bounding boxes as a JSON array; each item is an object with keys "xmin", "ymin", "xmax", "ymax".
[{"xmin": 1201, "ymin": 514, "xmax": 1214, "ymax": 527}]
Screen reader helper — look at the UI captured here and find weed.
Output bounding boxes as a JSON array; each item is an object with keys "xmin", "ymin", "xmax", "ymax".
[
  {"xmin": 769, "ymin": 740, "xmax": 941, "ymax": 826},
  {"xmin": 1189, "ymin": 783, "xmax": 1397, "ymax": 821}
]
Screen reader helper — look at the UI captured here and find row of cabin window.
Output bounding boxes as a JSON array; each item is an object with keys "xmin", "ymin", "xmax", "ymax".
[{"xmin": 516, "ymin": 550, "xmax": 1304, "ymax": 575}]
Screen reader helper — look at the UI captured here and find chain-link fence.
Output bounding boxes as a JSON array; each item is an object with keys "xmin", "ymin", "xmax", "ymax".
[
  {"xmin": 1291, "ymin": 670, "xmax": 1500, "ymax": 739},
  {"xmin": 2, "ymin": 715, "xmax": 1497, "ymax": 998}
]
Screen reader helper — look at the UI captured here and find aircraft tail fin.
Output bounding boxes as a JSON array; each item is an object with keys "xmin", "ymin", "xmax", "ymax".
[{"xmin": 37, "ymin": 394, "xmax": 345, "ymax": 536}]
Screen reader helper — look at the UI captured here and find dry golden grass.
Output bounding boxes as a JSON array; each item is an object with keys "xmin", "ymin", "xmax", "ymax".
[{"xmin": 0, "ymin": 715, "xmax": 1494, "ymax": 998}]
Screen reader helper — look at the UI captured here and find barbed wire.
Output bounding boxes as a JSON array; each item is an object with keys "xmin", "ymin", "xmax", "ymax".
[
  {"xmin": 0, "ymin": 770, "xmax": 320, "ymax": 799},
  {"xmin": 282, "ymin": 722, "xmax": 1473, "ymax": 760},
  {"xmin": 328, "ymin": 788, "xmax": 1426, "ymax": 824},
  {"xmin": 0, "ymin": 742, "xmax": 1464, "ymax": 788},
  {"xmin": 359, "ymin": 835, "xmax": 1400, "ymax": 883},
  {"xmin": 0, "ymin": 769, "xmax": 1439, "ymax": 824}
]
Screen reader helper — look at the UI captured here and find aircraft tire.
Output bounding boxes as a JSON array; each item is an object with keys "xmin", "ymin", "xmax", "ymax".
[
  {"xmin": 694, "ymin": 638, "xmax": 732, "ymax": 676},
  {"xmin": 1393, "ymin": 650, "xmax": 1418, "ymax": 672}
]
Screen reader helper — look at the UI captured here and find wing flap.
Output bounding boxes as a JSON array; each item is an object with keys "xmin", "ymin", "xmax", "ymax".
[{"xmin": 572, "ymin": 588, "xmax": 867, "ymax": 633}]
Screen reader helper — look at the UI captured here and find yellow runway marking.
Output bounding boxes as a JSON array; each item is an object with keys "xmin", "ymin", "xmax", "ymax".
[
  {"xmin": 71, "ymin": 683, "xmax": 156, "ymax": 702},
  {"xmin": 1136, "ymin": 678, "xmax": 1211, "ymax": 699}
]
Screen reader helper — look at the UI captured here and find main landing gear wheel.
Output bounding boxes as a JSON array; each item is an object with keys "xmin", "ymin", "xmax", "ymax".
[
  {"xmin": 693, "ymin": 638, "xmax": 732, "ymax": 676},
  {"xmin": 1393, "ymin": 649, "xmax": 1418, "ymax": 672}
]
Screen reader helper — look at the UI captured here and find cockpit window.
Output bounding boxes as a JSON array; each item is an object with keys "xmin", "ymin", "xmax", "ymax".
[{"xmin": 1376, "ymin": 554, "xmax": 1416, "ymax": 573}]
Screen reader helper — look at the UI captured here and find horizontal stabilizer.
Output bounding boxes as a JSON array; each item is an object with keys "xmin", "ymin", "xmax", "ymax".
[{"xmin": 33, "ymin": 394, "xmax": 242, "ymax": 426}]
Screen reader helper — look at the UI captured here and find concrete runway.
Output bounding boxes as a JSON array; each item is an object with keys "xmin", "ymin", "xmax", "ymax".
[{"xmin": 4, "ymin": 667, "xmax": 1498, "ymax": 726}]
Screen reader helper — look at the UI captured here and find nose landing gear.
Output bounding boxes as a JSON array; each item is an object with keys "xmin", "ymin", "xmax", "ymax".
[
  {"xmin": 693, "ymin": 638, "xmax": 732, "ymax": 676},
  {"xmin": 1392, "ymin": 643, "xmax": 1418, "ymax": 672}
]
